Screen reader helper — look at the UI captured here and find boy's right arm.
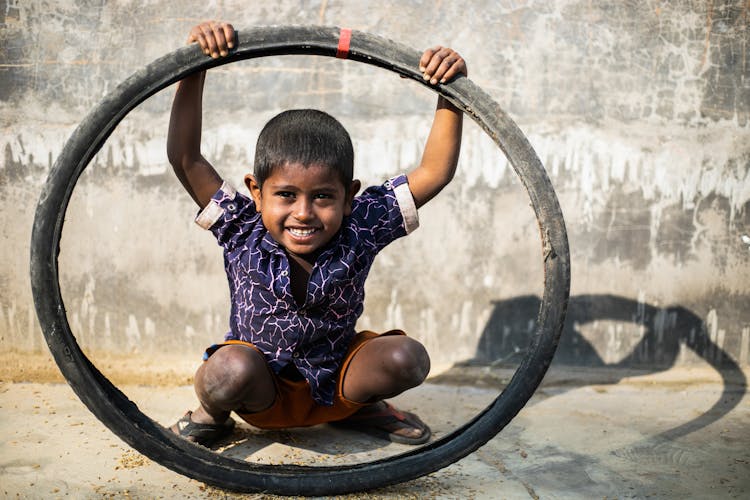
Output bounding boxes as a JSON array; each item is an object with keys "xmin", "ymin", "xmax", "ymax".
[{"xmin": 167, "ymin": 22, "xmax": 235, "ymax": 208}]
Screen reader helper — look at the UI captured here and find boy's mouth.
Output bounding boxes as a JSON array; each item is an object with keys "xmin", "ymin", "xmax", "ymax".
[{"xmin": 287, "ymin": 227, "xmax": 319, "ymax": 238}]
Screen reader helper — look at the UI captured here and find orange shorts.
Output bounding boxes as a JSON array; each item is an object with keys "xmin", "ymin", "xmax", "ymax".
[{"xmin": 205, "ymin": 329, "xmax": 405, "ymax": 430}]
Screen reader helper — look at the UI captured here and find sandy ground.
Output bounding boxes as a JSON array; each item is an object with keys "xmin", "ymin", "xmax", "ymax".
[{"xmin": 1, "ymin": 352, "xmax": 748, "ymax": 498}]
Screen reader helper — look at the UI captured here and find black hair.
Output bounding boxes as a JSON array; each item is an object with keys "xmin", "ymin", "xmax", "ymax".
[{"xmin": 253, "ymin": 109, "xmax": 354, "ymax": 189}]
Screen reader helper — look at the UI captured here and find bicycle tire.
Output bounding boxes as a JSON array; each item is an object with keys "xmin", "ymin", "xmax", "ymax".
[{"xmin": 30, "ymin": 26, "xmax": 570, "ymax": 495}]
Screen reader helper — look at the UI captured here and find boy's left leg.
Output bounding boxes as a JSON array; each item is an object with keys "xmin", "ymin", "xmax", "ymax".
[{"xmin": 338, "ymin": 334, "xmax": 431, "ymax": 443}]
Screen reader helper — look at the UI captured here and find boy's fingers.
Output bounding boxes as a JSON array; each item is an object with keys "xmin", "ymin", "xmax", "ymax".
[
  {"xmin": 437, "ymin": 54, "xmax": 467, "ymax": 83},
  {"xmin": 421, "ymin": 52, "xmax": 442, "ymax": 81},
  {"xmin": 199, "ymin": 22, "xmax": 221, "ymax": 58},
  {"xmin": 191, "ymin": 21, "xmax": 235, "ymax": 58},
  {"xmin": 187, "ymin": 21, "xmax": 236, "ymax": 58},
  {"xmin": 209, "ymin": 22, "xmax": 229, "ymax": 56},
  {"xmin": 221, "ymin": 23, "xmax": 236, "ymax": 49},
  {"xmin": 419, "ymin": 45, "xmax": 441, "ymax": 73},
  {"xmin": 421, "ymin": 47, "xmax": 467, "ymax": 84},
  {"xmin": 187, "ymin": 27, "xmax": 209, "ymax": 55},
  {"xmin": 423, "ymin": 47, "xmax": 453, "ymax": 84}
]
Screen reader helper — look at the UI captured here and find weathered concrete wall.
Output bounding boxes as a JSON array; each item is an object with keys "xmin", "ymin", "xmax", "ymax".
[{"xmin": 1, "ymin": 1, "xmax": 748, "ymax": 372}]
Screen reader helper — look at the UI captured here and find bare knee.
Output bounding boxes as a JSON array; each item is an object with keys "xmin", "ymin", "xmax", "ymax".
[
  {"xmin": 343, "ymin": 336, "xmax": 431, "ymax": 403},
  {"xmin": 195, "ymin": 345, "xmax": 274, "ymax": 412},
  {"xmin": 383, "ymin": 338, "xmax": 431, "ymax": 388}
]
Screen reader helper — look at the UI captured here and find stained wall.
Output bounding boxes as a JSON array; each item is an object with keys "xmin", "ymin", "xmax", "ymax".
[{"xmin": 1, "ymin": 1, "xmax": 748, "ymax": 371}]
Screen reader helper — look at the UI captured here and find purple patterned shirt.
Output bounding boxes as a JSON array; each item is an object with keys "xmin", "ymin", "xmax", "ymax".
[{"xmin": 194, "ymin": 174, "xmax": 419, "ymax": 405}]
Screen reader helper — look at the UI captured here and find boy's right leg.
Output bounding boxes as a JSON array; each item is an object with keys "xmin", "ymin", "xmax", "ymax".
[
  {"xmin": 172, "ymin": 344, "xmax": 276, "ymax": 443},
  {"xmin": 192, "ymin": 344, "xmax": 276, "ymax": 423}
]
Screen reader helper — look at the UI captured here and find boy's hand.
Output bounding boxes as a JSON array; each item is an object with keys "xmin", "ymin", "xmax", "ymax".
[
  {"xmin": 188, "ymin": 21, "xmax": 235, "ymax": 59},
  {"xmin": 419, "ymin": 46, "xmax": 467, "ymax": 85}
]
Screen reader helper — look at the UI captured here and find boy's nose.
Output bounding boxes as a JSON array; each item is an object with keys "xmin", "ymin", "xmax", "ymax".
[{"xmin": 293, "ymin": 199, "xmax": 314, "ymax": 221}]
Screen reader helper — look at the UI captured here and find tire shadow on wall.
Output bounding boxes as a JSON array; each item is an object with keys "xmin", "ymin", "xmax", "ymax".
[{"xmin": 437, "ymin": 294, "xmax": 747, "ymax": 442}]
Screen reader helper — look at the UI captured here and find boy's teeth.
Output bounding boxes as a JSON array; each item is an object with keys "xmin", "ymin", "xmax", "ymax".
[{"xmin": 289, "ymin": 228, "xmax": 315, "ymax": 237}]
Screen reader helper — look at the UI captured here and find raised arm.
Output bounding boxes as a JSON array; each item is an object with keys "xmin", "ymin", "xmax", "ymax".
[
  {"xmin": 167, "ymin": 21, "xmax": 235, "ymax": 208},
  {"xmin": 406, "ymin": 46, "xmax": 467, "ymax": 209}
]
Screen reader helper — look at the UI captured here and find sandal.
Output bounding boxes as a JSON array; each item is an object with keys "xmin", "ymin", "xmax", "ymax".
[
  {"xmin": 171, "ymin": 411, "xmax": 236, "ymax": 447},
  {"xmin": 330, "ymin": 401, "xmax": 431, "ymax": 445}
]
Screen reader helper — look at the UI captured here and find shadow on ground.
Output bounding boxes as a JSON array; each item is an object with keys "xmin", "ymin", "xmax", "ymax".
[
  {"xmin": 214, "ymin": 422, "xmax": 399, "ymax": 465},
  {"xmin": 431, "ymin": 294, "xmax": 748, "ymax": 442}
]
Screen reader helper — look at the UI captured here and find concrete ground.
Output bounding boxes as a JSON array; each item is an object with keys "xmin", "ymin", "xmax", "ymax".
[{"xmin": 1, "ymin": 362, "xmax": 748, "ymax": 499}]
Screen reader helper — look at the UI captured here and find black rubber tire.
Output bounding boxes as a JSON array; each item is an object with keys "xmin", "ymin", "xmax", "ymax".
[{"xmin": 30, "ymin": 26, "xmax": 570, "ymax": 495}]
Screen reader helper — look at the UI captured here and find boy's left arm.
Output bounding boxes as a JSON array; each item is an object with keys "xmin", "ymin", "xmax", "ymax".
[{"xmin": 407, "ymin": 46, "xmax": 467, "ymax": 209}]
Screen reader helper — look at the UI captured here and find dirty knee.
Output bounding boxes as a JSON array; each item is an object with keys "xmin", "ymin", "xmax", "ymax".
[
  {"xmin": 385, "ymin": 339, "xmax": 431, "ymax": 388},
  {"xmin": 195, "ymin": 345, "xmax": 273, "ymax": 410}
]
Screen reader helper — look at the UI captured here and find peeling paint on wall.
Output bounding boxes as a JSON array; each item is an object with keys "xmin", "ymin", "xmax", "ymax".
[{"xmin": 1, "ymin": 1, "xmax": 749, "ymax": 369}]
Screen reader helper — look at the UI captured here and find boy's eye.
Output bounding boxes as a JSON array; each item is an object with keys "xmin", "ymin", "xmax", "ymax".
[
  {"xmin": 314, "ymin": 193, "xmax": 333, "ymax": 200},
  {"xmin": 276, "ymin": 191, "xmax": 295, "ymax": 198}
]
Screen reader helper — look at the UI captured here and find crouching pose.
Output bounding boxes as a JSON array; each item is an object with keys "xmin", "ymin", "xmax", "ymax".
[{"xmin": 168, "ymin": 21, "xmax": 466, "ymax": 447}]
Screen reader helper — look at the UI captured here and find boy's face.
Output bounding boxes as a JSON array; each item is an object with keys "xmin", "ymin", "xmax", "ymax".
[{"xmin": 245, "ymin": 163, "xmax": 360, "ymax": 260}]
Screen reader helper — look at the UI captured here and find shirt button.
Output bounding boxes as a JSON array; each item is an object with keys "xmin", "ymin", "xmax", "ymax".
[
  {"xmin": 226, "ymin": 202, "xmax": 237, "ymax": 213},
  {"xmin": 293, "ymin": 352, "xmax": 300, "ymax": 358},
  {"xmin": 281, "ymin": 270, "xmax": 288, "ymax": 277}
]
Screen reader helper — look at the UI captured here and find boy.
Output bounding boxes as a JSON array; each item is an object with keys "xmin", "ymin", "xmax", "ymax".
[{"xmin": 168, "ymin": 21, "xmax": 466, "ymax": 447}]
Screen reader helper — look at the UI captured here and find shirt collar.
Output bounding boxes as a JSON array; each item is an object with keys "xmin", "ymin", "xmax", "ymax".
[{"xmin": 260, "ymin": 231, "xmax": 282, "ymax": 254}]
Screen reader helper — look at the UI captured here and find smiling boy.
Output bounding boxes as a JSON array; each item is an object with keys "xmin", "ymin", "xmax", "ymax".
[{"xmin": 168, "ymin": 21, "xmax": 466, "ymax": 447}]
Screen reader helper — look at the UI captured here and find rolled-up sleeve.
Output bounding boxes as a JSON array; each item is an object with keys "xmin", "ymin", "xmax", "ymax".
[
  {"xmin": 194, "ymin": 182, "xmax": 259, "ymax": 249},
  {"xmin": 388, "ymin": 174, "xmax": 419, "ymax": 235},
  {"xmin": 349, "ymin": 174, "xmax": 419, "ymax": 252}
]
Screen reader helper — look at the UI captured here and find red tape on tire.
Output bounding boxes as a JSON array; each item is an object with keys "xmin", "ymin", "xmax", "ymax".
[{"xmin": 336, "ymin": 28, "xmax": 352, "ymax": 58}]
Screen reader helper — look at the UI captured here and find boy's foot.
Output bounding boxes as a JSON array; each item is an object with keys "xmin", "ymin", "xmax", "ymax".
[
  {"xmin": 330, "ymin": 401, "xmax": 431, "ymax": 445},
  {"xmin": 170, "ymin": 411, "xmax": 236, "ymax": 447}
]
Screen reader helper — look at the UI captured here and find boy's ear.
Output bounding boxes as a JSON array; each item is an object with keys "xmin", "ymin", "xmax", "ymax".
[
  {"xmin": 344, "ymin": 179, "xmax": 361, "ymax": 216},
  {"xmin": 245, "ymin": 174, "xmax": 263, "ymax": 210}
]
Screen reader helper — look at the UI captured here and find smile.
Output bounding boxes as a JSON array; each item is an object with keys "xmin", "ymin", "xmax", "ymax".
[{"xmin": 287, "ymin": 227, "xmax": 319, "ymax": 237}]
